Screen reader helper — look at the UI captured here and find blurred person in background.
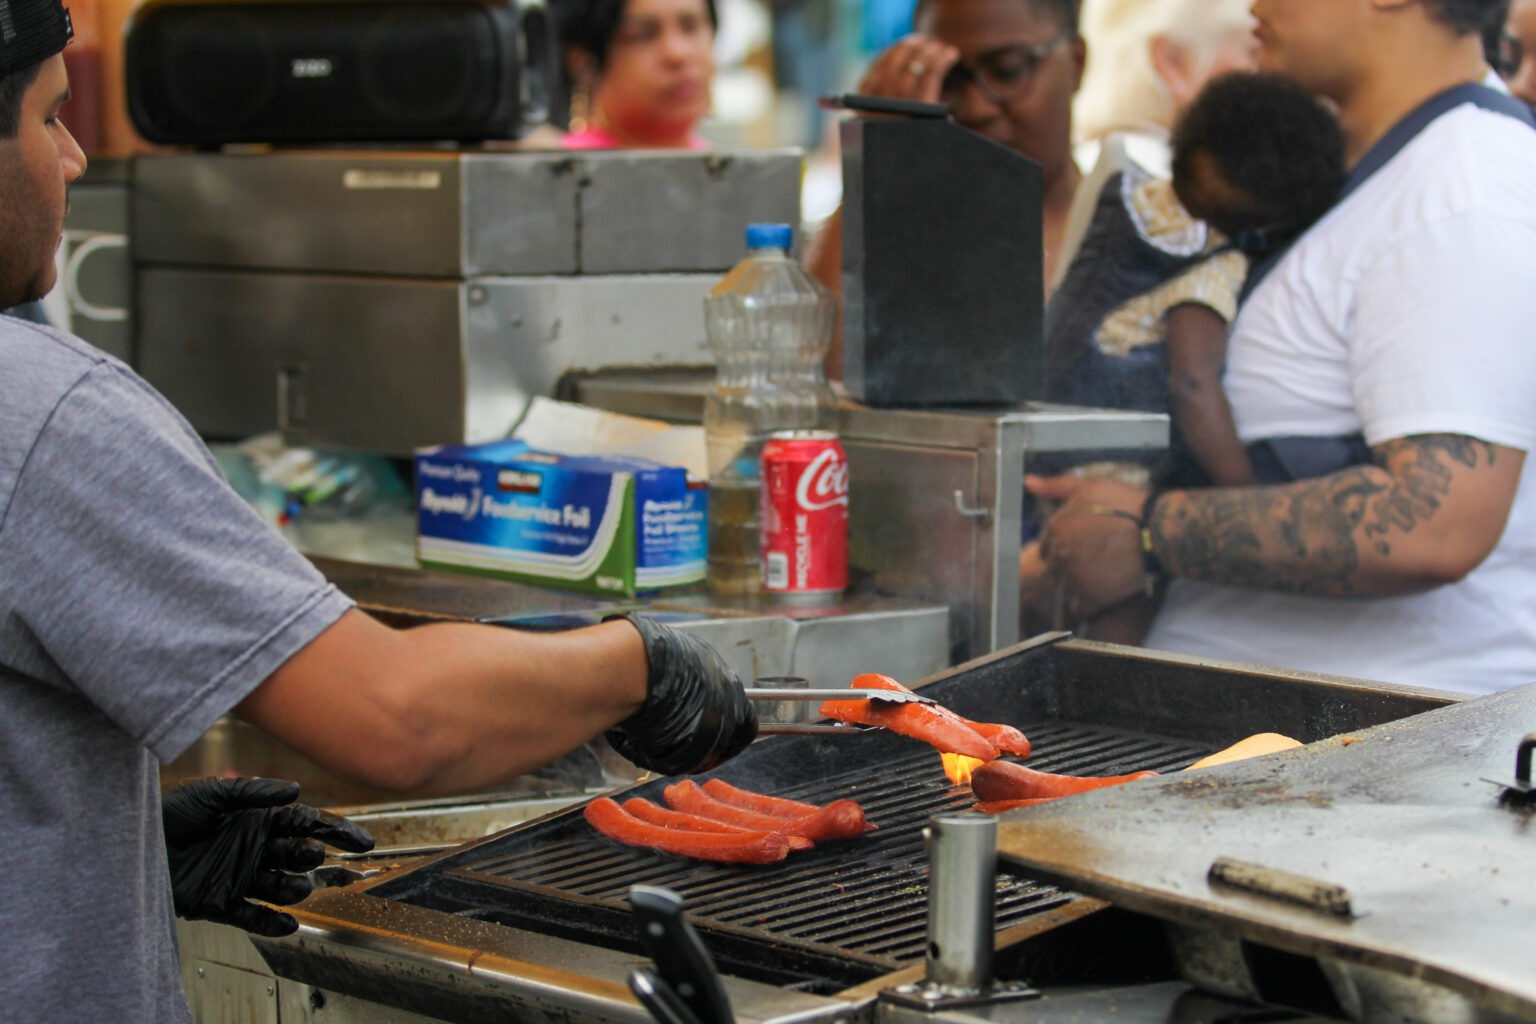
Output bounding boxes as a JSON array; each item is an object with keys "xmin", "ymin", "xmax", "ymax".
[
  {"xmin": 1073, "ymin": 0, "xmax": 1260, "ymax": 176},
  {"xmin": 558, "ymin": 0, "xmax": 717, "ymax": 148},
  {"xmin": 1495, "ymin": 0, "xmax": 1536, "ymax": 107},
  {"xmin": 807, "ymin": 0, "xmax": 1085, "ymax": 376},
  {"xmin": 1029, "ymin": 0, "xmax": 1536, "ymax": 696}
]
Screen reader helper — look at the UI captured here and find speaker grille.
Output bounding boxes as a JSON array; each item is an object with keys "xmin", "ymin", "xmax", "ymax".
[{"xmin": 126, "ymin": 0, "xmax": 544, "ymax": 144}]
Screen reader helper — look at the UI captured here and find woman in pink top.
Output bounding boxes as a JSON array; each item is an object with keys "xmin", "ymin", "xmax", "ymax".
[{"xmin": 560, "ymin": 0, "xmax": 716, "ymax": 149}]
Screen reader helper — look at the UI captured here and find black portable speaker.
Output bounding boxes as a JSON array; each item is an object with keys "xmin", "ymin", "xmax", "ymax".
[
  {"xmin": 839, "ymin": 115, "xmax": 1044, "ymax": 406},
  {"xmin": 125, "ymin": 0, "xmax": 554, "ymax": 145}
]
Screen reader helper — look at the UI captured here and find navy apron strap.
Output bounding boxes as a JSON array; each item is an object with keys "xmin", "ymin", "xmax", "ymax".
[{"xmin": 1239, "ymin": 83, "xmax": 1536, "ymax": 305}]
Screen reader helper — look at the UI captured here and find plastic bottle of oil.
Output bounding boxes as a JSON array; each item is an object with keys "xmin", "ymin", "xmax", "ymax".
[{"xmin": 702, "ymin": 224, "xmax": 835, "ymax": 595}]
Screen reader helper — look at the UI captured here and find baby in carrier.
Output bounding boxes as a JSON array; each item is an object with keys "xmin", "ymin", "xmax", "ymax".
[{"xmin": 1025, "ymin": 71, "xmax": 1346, "ymax": 639}]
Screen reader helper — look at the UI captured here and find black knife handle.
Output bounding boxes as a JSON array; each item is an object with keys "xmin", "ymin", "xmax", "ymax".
[
  {"xmin": 629, "ymin": 886, "xmax": 734, "ymax": 1024},
  {"xmin": 629, "ymin": 966, "xmax": 707, "ymax": 1024}
]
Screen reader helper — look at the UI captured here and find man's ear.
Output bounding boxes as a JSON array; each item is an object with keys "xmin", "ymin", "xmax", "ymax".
[
  {"xmin": 1150, "ymin": 35, "xmax": 1198, "ymax": 108},
  {"xmin": 1068, "ymin": 33, "xmax": 1088, "ymax": 92}
]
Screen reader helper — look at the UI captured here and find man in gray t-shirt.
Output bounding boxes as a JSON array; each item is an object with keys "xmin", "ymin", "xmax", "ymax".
[{"xmin": 0, "ymin": 12, "xmax": 756, "ymax": 1019}]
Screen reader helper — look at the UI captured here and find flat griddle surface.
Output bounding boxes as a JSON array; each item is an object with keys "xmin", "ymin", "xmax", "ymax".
[{"xmin": 994, "ymin": 682, "xmax": 1536, "ymax": 1019}]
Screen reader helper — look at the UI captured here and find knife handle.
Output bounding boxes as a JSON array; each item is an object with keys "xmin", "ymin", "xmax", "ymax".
[
  {"xmin": 629, "ymin": 966, "xmax": 707, "ymax": 1024},
  {"xmin": 629, "ymin": 886, "xmax": 734, "ymax": 1024}
]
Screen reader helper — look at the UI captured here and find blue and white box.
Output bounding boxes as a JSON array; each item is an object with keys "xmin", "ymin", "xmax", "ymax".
[{"xmin": 416, "ymin": 438, "xmax": 707, "ymax": 596}]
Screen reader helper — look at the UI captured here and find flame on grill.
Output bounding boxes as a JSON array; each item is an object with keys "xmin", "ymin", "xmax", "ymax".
[{"xmin": 941, "ymin": 752, "xmax": 986, "ymax": 786}]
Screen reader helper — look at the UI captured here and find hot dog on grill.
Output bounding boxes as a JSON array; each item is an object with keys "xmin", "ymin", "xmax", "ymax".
[
  {"xmin": 702, "ymin": 778, "xmax": 878, "ymax": 833},
  {"xmin": 961, "ymin": 721, "xmax": 1032, "ymax": 759},
  {"xmin": 819, "ymin": 674, "xmax": 999, "ymax": 761},
  {"xmin": 584, "ymin": 797, "xmax": 790, "ymax": 863},
  {"xmin": 970, "ymin": 760, "xmax": 1157, "ymax": 803},
  {"xmin": 623, "ymin": 797, "xmax": 816, "ymax": 850},
  {"xmin": 844, "ymin": 675, "xmax": 1032, "ymax": 757},
  {"xmin": 665, "ymin": 780, "xmax": 868, "ymax": 840}
]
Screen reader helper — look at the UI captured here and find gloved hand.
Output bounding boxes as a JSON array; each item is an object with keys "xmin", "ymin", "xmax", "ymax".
[
  {"xmin": 605, "ymin": 614, "xmax": 758, "ymax": 775},
  {"xmin": 162, "ymin": 776, "xmax": 375, "ymax": 938}
]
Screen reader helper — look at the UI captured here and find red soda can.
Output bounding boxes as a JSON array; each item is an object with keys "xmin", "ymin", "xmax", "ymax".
[{"xmin": 760, "ymin": 430, "xmax": 848, "ymax": 599}]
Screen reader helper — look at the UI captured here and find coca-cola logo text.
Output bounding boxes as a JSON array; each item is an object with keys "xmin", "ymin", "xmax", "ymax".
[{"xmin": 795, "ymin": 449, "xmax": 849, "ymax": 511}]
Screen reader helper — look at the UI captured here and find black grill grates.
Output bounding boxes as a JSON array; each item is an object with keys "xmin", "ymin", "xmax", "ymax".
[{"xmin": 372, "ymin": 720, "xmax": 1209, "ymax": 991}]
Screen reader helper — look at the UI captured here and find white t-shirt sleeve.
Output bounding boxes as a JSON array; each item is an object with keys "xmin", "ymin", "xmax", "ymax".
[{"xmin": 1351, "ymin": 205, "xmax": 1536, "ymax": 451}]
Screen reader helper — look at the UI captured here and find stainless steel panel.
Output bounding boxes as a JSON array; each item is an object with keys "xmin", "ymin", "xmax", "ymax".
[
  {"xmin": 472, "ymin": 275, "xmax": 713, "ymax": 409},
  {"xmin": 133, "ymin": 152, "xmax": 488, "ymax": 278},
  {"xmin": 136, "ymin": 269, "xmax": 472, "ymax": 449},
  {"xmin": 131, "ymin": 149, "xmax": 802, "ymax": 277},
  {"xmin": 136, "ymin": 271, "xmax": 714, "ymax": 453},
  {"xmin": 463, "ymin": 152, "xmax": 580, "ymax": 275},
  {"xmin": 578, "ymin": 149, "xmax": 805, "ymax": 273},
  {"xmin": 184, "ymin": 958, "xmax": 279, "ymax": 1024}
]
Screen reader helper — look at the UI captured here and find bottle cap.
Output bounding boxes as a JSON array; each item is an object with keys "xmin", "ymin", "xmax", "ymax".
[{"xmin": 745, "ymin": 223, "xmax": 793, "ymax": 250}]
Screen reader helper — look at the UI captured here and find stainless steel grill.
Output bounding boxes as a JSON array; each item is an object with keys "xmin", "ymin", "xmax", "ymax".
[
  {"xmin": 370, "ymin": 716, "xmax": 1210, "ymax": 992},
  {"xmin": 253, "ymin": 635, "xmax": 1458, "ymax": 1024}
]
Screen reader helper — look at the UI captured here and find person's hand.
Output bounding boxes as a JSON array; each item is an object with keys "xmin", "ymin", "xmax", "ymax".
[
  {"xmin": 162, "ymin": 776, "xmax": 375, "ymax": 938},
  {"xmin": 856, "ymin": 33, "xmax": 960, "ymax": 106},
  {"xmin": 604, "ymin": 614, "xmax": 758, "ymax": 776},
  {"xmin": 1028, "ymin": 475, "xmax": 1150, "ymax": 620}
]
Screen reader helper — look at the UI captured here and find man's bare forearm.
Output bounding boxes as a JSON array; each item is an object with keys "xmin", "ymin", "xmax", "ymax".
[{"xmin": 1148, "ymin": 435, "xmax": 1508, "ymax": 596}]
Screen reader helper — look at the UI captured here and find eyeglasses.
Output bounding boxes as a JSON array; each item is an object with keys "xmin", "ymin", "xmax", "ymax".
[{"xmin": 939, "ymin": 28, "xmax": 1075, "ymax": 106}]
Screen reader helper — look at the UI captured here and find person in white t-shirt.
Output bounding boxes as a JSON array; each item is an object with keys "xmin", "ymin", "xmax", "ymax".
[{"xmin": 1026, "ymin": 0, "xmax": 1536, "ymax": 696}]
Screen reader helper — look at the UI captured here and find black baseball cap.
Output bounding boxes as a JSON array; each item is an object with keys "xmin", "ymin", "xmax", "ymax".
[{"xmin": 0, "ymin": 0, "xmax": 74, "ymax": 78}]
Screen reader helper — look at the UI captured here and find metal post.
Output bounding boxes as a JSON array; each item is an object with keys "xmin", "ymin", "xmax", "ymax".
[{"xmin": 925, "ymin": 812, "xmax": 997, "ymax": 994}]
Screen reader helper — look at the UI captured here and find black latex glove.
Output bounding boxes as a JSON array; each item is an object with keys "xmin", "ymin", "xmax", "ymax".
[
  {"xmin": 604, "ymin": 614, "xmax": 758, "ymax": 775},
  {"xmin": 162, "ymin": 776, "xmax": 375, "ymax": 938}
]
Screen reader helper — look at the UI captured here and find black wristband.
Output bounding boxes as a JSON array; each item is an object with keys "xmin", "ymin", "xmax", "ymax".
[{"xmin": 1139, "ymin": 489, "xmax": 1171, "ymax": 592}]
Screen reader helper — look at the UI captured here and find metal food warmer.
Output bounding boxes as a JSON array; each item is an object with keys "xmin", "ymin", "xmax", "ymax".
[{"xmin": 176, "ymin": 631, "xmax": 1536, "ymax": 1024}]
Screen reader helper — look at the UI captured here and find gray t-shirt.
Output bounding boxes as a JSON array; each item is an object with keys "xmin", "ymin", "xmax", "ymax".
[{"xmin": 0, "ymin": 318, "xmax": 353, "ymax": 1019}]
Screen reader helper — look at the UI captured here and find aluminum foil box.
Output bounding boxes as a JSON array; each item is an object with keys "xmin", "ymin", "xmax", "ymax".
[{"xmin": 415, "ymin": 440, "xmax": 706, "ymax": 596}]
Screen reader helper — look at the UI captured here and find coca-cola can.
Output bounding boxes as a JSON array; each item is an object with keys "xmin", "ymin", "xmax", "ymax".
[{"xmin": 760, "ymin": 430, "xmax": 848, "ymax": 599}]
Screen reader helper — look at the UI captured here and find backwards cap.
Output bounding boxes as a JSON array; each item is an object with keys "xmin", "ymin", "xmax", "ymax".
[{"xmin": 0, "ymin": 0, "xmax": 73, "ymax": 79}]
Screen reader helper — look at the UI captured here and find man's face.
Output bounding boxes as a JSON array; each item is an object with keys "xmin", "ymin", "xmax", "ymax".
[
  {"xmin": 0, "ymin": 54, "xmax": 87, "ymax": 308},
  {"xmin": 919, "ymin": 0, "xmax": 1084, "ymax": 180},
  {"xmin": 1250, "ymin": 0, "xmax": 1367, "ymax": 98}
]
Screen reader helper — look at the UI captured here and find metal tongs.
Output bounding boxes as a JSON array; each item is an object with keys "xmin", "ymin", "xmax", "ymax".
[{"xmin": 747, "ymin": 685, "xmax": 935, "ymax": 736}]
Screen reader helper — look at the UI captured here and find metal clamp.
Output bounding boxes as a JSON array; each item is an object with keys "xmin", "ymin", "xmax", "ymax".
[
  {"xmin": 1483, "ymin": 732, "xmax": 1536, "ymax": 808},
  {"xmin": 953, "ymin": 490, "xmax": 992, "ymax": 523}
]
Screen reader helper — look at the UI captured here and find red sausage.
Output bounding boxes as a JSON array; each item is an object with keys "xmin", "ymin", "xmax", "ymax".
[
  {"xmin": 852, "ymin": 675, "xmax": 1031, "ymax": 759},
  {"xmin": 970, "ymin": 761, "xmax": 1158, "ymax": 802},
  {"xmin": 624, "ymin": 798, "xmax": 814, "ymax": 850},
  {"xmin": 702, "ymin": 779, "xmax": 878, "ymax": 834},
  {"xmin": 702, "ymin": 778, "xmax": 819, "ymax": 817},
  {"xmin": 666, "ymin": 781, "xmax": 869, "ymax": 840},
  {"xmin": 583, "ymin": 797, "xmax": 789, "ymax": 863},
  {"xmin": 820, "ymin": 674, "xmax": 998, "ymax": 761},
  {"xmin": 963, "ymin": 722, "xmax": 1032, "ymax": 759}
]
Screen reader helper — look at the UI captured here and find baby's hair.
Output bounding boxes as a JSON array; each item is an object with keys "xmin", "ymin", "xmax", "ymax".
[{"xmin": 1171, "ymin": 72, "xmax": 1346, "ymax": 238}]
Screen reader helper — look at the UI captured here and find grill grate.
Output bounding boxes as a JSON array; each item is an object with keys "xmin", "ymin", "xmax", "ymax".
[{"xmin": 371, "ymin": 719, "xmax": 1209, "ymax": 992}]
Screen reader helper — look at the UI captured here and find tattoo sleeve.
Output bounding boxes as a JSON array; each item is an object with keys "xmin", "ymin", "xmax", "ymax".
[{"xmin": 1148, "ymin": 435, "xmax": 1498, "ymax": 596}]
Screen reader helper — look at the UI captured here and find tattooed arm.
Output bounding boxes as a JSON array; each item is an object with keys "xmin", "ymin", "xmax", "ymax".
[{"xmin": 1027, "ymin": 434, "xmax": 1525, "ymax": 616}]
